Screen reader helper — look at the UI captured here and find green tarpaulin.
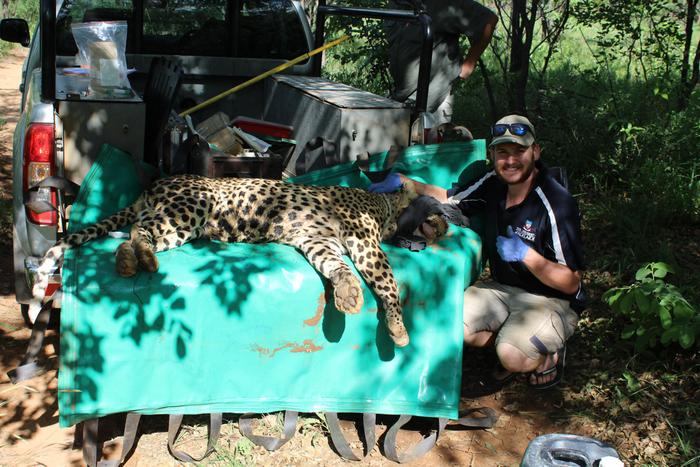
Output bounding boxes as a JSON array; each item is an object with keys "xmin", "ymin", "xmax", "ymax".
[{"xmin": 58, "ymin": 141, "xmax": 487, "ymax": 427}]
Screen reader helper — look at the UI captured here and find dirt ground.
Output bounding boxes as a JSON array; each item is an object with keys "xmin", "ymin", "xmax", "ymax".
[{"xmin": 0, "ymin": 46, "xmax": 622, "ymax": 467}]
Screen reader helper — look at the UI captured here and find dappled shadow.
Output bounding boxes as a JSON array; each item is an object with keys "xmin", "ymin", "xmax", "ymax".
[{"xmin": 0, "ymin": 329, "xmax": 60, "ymax": 446}]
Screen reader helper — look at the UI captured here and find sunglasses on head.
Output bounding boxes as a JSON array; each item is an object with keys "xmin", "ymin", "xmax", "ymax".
[{"xmin": 491, "ymin": 123, "xmax": 533, "ymax": 137}]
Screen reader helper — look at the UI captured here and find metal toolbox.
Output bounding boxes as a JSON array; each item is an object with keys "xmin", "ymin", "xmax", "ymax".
[{"xmin": 263, "ymin": 75, "xmax": 410, "ymax": 176}]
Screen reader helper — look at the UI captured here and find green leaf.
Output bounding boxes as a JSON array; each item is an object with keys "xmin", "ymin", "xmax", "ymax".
[
  {"xmin": 618, "ymin": 292, "xmax": 636, "ymax": 315},
  {"xmin": 621, "ymin": 324, "xmax": 636, "ymax": 339},
  {"xmin": 602, "ymin": 288, "xmax": 623, "ymax": 306},
  {"xmin": 640, "ymin": 281, "xmax": 658, "ymax": 294},
  {"xmin": 660, "ymin": 327, "xmax": 678, "ymax": 344},
  {"xmin": 634, "ymin": 289, "xmax": 651, "ymax": 314},
  {"xmin": 635, "ymin": 265, "xmax": 652, "ymax": 281},
  {"xmin": 673, "ymin": 301, "xmax": 696, "ymax": 320},
  {"xmin": 650, "ymin": 262, "xmax": 674, "ymax": 278},
  {"xmin": 622, "ymin": 371, "xmax": 640, "ymax": 392},
  {"xmin": 678, "ymin": 328, "xmax": 695, "ymax": 349},
  {"xmin": 658, "ymin": 307, "xmax": 672, "ymax": 329}
]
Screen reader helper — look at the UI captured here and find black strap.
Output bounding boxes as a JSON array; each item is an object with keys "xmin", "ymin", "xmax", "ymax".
[
  {"xmin": 359, "ymin": 144, "xmax": 404, "ymax": 183},
  {"xmin": 167, "ymin": 412, "xmax": 222, "ymax": 462},
  {"xmin": 28, "ymin": 175, "xmax": 80, "ymax": 194},
  {"xmin": 239, "ymin": 410, "xmax": 298, "ymax": 451},
  {"xmin": 383, "ymin": 415, "xmax": 448, "ymax": 463},
  {"xmin": 6, "ymin": 300, "xmax": 55, "ymax": 383},
  {"xmin": 24, "ymin": 175, "xmax": 80, "ymax": 213},
  {"xmin": 325, "ymin": 412, "xmax": 376, "ymax": 461},
  {"xmin": 82, "ymin": 413, "xmax": 141, "ymax": 467},
  {"xmin": 452, "ymin": 407, "xmax": 499, "ymax": 429},
  {"xmin": 294, "ymin": 137, "xmax": 338, "ymax": 175},
  {"xmin": 392, "ymin": 236, "xmax": 427, "ymax": 252}
]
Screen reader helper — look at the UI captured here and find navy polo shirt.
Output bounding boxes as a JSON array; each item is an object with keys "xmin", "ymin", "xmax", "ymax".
[{"xmin": 447, "ymin": 162, "xmax": 587, "ymax": 311}]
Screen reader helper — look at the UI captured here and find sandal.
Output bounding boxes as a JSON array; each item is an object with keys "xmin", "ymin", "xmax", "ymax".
[{"xmin": 527, "ymin": 346, "xmax": 566, "ymax": 390}]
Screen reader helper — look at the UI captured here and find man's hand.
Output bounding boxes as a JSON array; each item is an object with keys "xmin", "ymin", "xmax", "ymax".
[
  {"xmin": 368, "ymin": 173, "xmax": 402, "ymax": 193},
  {"xmin": 459, "ymin": 60, "xmax": 477, "ymax": 80},
  {"xmin": 496, "ymin": 226, "xmax": 530, "ymax": 262}
]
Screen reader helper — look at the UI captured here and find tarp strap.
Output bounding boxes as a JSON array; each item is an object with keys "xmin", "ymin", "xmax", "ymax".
[
  {"xmin": 452, "ymin": 407, "xmax": 499, "ymax": 428},
  {"xmin": 24, "ymin": 175, "xmax": 80, "ymax": 213},
  {"xmin": 325, "ymin": 412, "xmax": 377, "ymax": 461},
  {"xmin": 358, "ymin": 144, "xmax": 403, "ymax": 182},
  {"xmin": 6, "ymin": 300, "xmax": 54, "ymax": 383},
  {"xmin": 383, "ymin": 415, "xmax": 448, "ymax": 464},
  {"xmin": 167, "ymin": 412, "xmax": 222, "ymax": 463},
  {"xmin": 392, "ymin": 236, "xmax": 427, "ymax": 252},
  {"xmin": 82, "ymin": 413, "xmax": 141, "ymax": 467},
  {"xmin": 239, "ymin": 410, "xmax": 298, "ymax": 451}
]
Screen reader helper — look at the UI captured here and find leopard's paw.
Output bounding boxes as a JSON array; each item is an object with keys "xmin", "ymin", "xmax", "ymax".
[
  {"xmin": 332, "ymin": 272, "xmax": 364, "ymax": 314},
  {"xmin": 132, "ymin": 241, "xmax": 159, "ymax": 273},
  {"xmin": 137, "ymin": 249, "xmax": 159, "ymax": 273},
  {"xmin": 116, "ymin": 242, "xmax": 139, "ymax": 277},
  {"xmin": 386, "ymin": 313, "xmax": 410, "ymax": 347}
]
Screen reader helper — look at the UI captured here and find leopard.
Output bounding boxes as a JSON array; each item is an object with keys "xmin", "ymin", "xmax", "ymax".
[{"xmin": 33, "ymin": 175, "xmax": 448, "ymax": 347}]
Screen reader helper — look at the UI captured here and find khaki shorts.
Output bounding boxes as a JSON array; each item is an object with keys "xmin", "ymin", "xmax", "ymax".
[{"xmin": 463, "ymin": 280, "xmax": 578, "ymax": 360}]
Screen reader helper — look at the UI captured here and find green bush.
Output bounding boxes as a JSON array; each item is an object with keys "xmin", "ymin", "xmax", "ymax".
[
  {"xmin": 0, "ymin": 0, "xmax": 39, "ymax": 58},
  {"xmin": 603, "ymin": 262, "xmax": 700, "ymax": 352}
]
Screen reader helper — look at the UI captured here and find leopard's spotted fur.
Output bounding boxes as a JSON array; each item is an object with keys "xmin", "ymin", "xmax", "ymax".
[{"xmin": 34, "ymin": 175, "xmax": 448, "ymax": 346}]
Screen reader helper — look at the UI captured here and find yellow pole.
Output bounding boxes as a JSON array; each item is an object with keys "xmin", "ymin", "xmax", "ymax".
[{"xmin": 179, "ymin": 35, "xmax": 350, "ymax": 117}]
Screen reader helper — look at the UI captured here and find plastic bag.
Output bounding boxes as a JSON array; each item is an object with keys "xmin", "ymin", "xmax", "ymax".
[{"xmin": 71, "ymin": 21, "xmax": 133, "ymax": 98}]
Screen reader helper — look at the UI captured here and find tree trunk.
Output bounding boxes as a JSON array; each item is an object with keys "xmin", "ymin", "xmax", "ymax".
[
  {"xmin": 2, "ymin": 0, "xmax": 10, "ymax": 19},
  {"xmin": 508, "ymin": 0, "xmax": 539, "ymax": 113},
  {"xmin": 678, "ymin": 0, "xmax": 699, "ymax": 110},
  {"xmin": 479, "ymin": 58, "xmax": 499, "ymax": 121}
]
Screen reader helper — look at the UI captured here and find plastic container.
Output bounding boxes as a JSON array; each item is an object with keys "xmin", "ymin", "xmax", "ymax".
[{"xmin": 520, "ymin": 434, "xmax": 622, "ymax": 467}]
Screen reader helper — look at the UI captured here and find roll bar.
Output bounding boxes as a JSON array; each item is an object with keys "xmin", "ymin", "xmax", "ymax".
[
  {"xmin": 313, "ymin": 1, "xmax": 433, "ymax": 116},
  {"xmin": 41, "ymin": 0, "xmax": 56, "ymax": 102}
]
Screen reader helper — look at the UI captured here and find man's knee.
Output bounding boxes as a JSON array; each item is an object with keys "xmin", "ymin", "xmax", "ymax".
[
  {"xmin": 496, "ymin": 342, "xmax": 541, "ymax": 373},
  {"xmin": 463, "ymin": 324, "xmax": 494, "ymax": 347}
]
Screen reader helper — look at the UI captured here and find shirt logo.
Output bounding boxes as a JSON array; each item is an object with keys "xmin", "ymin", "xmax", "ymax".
[{"xmin": 515, "ymin": 220, "xmax": 536, "ymax": 242}]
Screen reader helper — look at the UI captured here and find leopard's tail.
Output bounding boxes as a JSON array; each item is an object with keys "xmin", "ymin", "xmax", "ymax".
[{"xmin": 31, "ymin": 200, "xmax": 143, "ymax": 302}]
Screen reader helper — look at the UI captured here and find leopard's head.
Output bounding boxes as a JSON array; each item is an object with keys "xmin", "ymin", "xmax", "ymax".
[
  {"xmin": 415, "ymin": 212, "xmax": 449, "ymax": 243},
  {"xmin": 380, "ymin": 180, "xmax": 449, "ymax": 244}
]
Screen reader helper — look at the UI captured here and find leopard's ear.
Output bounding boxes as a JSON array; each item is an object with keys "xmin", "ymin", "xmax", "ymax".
[{"xmin": 400, "ymin": 178, "xmax": 418, "ymax": 200}]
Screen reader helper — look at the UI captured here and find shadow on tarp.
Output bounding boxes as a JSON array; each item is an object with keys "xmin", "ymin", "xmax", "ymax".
[{"xmin": 57, "ymin": 140, "xmax": 488, "ymax": 428}]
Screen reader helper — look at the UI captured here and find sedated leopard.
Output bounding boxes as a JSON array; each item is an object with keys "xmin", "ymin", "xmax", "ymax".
[{"xmin": 33, "ymin": 175, "xmax": 448, "ymax": 347}]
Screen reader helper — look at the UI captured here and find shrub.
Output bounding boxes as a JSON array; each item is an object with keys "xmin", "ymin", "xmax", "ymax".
[{"xmin": 603, "ymin": 262, "xmax": 700, "ymax": 352}]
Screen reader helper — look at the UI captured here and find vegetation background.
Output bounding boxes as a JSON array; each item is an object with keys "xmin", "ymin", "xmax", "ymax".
[
  {"xmin": 320, "ymin": 1, "xmax": 700, "ymax": 464},
  {"xmin": 1, "ymin": 0, "xmax": 699, "ymax": 464}
]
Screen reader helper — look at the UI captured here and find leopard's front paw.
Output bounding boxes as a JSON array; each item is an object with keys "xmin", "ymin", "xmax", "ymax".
[
  {"xmin": 116, "ymin": 242, "xmax": 139, "ymax": 277},
  {"xmin": 331, "ymin": 272, "xmax": 364, "ymax": 314},
  {"xmin": 386, "ymin": 312, "xmax": 410, "ymax": 347}
]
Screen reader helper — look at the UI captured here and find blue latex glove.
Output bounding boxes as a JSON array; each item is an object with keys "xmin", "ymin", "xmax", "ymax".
[
  {"xmin": 368, "ymin": 173, "xmax": 402, "ymax": 193},
  {"xmin": 496, "ymin": 226, "xmax": 530, "ymax": 262}
]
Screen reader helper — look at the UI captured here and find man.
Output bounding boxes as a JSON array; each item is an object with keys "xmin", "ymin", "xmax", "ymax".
[
  {"xmin": 370, "ymin": 114, "xmax": 586, "ymax": 389},
  {"xmin": 386, "ymin": 0, "xmax": 498, "ymax": 124}
]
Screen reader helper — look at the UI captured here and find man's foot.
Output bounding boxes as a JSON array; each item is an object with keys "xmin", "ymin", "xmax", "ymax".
[{"xmin": 527, "ymin": 347, "xmax": 566, "ymax": 390}]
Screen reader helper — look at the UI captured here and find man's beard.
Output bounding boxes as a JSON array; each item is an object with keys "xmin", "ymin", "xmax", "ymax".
[{"xmin": 496, "ymin": 160, "xmax": 536, "ymax": 185}]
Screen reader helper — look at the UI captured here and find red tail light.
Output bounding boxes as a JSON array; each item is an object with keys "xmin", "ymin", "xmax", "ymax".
[{"xmin": 23, "ymin": 123, "xmax": 57, "ymax": 225}]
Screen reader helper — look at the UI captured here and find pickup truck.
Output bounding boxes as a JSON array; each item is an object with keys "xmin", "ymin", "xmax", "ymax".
[{"xmin": 1, "ymin": 0, "xmax": 435, "ymax": 322}]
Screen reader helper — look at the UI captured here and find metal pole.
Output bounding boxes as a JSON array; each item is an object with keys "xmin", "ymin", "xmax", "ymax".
[
  {"xmin": 415, "ymin": 12, "xmax": 433, "ymax": 115},
  {"xmin": 312, "ymin": 0, "xmax": 327, "ymax": 76},
  {"xmin": 40, "ymin": 0, "xmax": 56, "ymax": 102},
  {"xmin": 180, "ymin": 35, "xmax": 350, "ymax": 117}
]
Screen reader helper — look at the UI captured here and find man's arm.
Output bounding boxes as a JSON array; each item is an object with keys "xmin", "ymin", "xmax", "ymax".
[
  {"xmin": 397, "ymin": 174, "xmax": 448, "ymax": 202},
  {"xmin": 458, "ymin": 12, "xmax": 498, "ymax": 80},
  {"xmin": 522, "ymin": 249, "xmax": 582, "ymax": 295}
]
